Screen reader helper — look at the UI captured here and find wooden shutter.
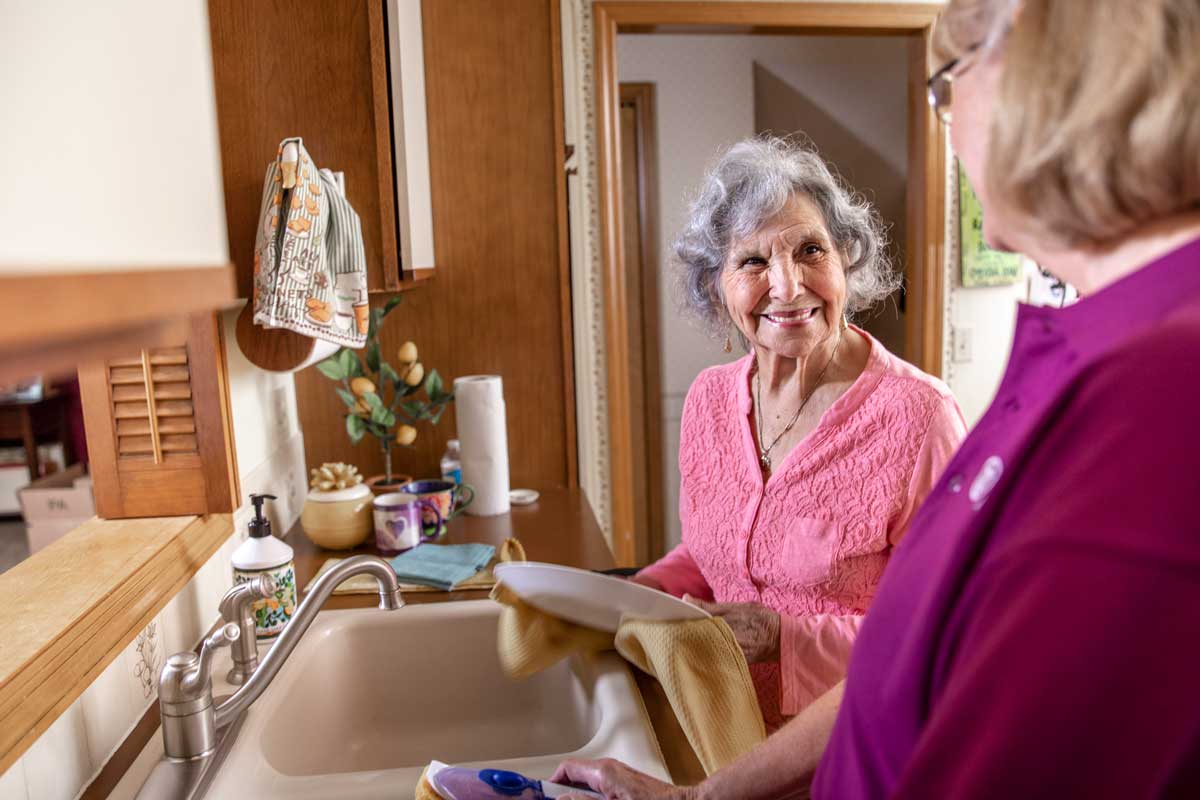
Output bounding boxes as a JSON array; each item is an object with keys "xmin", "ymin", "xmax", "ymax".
[{"xmin": 79, "ymin": 312, "xmax": 238, "ymax": 518}]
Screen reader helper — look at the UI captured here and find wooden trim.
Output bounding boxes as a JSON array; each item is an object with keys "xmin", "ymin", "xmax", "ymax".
[
  {"xmin": 602, "ymin": 1, "xmax": 941, "ymax": 32},
  {"xmin": 368, "ymin": 0, "xmax": 402, "ymax": 290},
  {"xmin": 595, "ymin": 2, "xmax": 947, "ymax": 560},
  {"xmin": 595, "ymin": 3, "xmax": 638, "ymax": 564},
  {"xmin": 0, "ymin": 514, "xmax": 234, "ymax": 775},
  {"xmin": 550, "ymin": 0, "xmax": 580, "ymax": 488},
  {"xmin": 623, "ymin": 82, "xmax": 665, "ymax": 565},
  {"xmin": 0, "ymin": 264, "xmax": 236, "ymax": 352},
  {"xmin": 904, "ymin": 30, "xmax": 947, "ymax": 377},
  {"xmin": 80, "ymin": 702, "xmax": 161, "ymax": 800}
]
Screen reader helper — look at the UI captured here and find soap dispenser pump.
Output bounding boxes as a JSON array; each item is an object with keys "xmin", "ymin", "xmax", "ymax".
[{"xmin": 232, "ymin": 493, "xmax": 297, "ymax": 639}]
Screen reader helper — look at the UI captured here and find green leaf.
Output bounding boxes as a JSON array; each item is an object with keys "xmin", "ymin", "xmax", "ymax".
[
  {"xmin": 381, "ymin": 409, "xmax": 396, "ymax": 427},
  {"xmin": 380, "ymin": 362, "xmax": 401, "ymax": 387},
  {"xmin": 365, "ymin": 420, "xmax": 389, "ymax": 438},
  {"xmin": 345, "ymin": 413, "xmax": 366, "ymax": 444},
  {"xmin": 362, "ymin": 391, "xmax": 384, "ymax": 411},
  {"xmin": 424, "ymin": 369, "xmax": 444, "ymax": 401},
  {"xmin": 400, "ymin": 400, "xmax": 427, "ymax": 421},
  {"xmin": 334, "ymin": 387, "xmax": 358, "ymax": 410},
  {"xmin": 431, "ymin": 405, "xmax": 448, "ymax": 425},
  {"xmin": 316, "ymin": 357, "xmax": 345, "ymax": 381},
  {"xmin": 365, "ymin": 341, "xmax": 381, "ymax": 374},
  {"xmin": 338, "ymin": 349, "xmax": 363, "ymax": 378},
  {"xmin": 382, "ymin": 294, "xmax": 403, "ymax": 318}
]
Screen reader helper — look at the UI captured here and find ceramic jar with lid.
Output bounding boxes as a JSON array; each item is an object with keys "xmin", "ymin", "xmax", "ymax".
[{"xmin": 300, "ymin": 482, "xmax": 374, "ymax": 549}]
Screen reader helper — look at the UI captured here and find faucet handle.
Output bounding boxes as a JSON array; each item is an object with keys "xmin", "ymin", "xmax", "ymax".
[{"xmin": 185, "ymin": 623, "xmax": 240, "ymax": 694}]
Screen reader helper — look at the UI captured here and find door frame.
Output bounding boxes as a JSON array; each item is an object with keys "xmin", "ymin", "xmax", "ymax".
[
  {"xmin": 618, "ymin": 81, "xmax": 665, "ymax": 565},
  {"xmin": 594, "ymin": 1, "xmax": 946, "ymax": 565}
]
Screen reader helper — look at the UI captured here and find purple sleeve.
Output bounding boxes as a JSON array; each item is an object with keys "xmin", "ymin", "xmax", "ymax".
[
  {"xmin": 893, "ymin": 332, "xmax": 1200, "ymax": 798},
  {"xmin": 635, "ymin": 542, "xmax": 714, "ymax": 601}
]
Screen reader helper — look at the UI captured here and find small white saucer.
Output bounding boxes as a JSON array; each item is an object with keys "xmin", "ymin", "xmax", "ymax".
[{"xmin": 509, "ymin": 488, "xmax": 540, "ymax": 506}]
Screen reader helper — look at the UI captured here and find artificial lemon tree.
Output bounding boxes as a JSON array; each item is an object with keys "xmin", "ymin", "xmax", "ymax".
[{"xmin": 316, "ymin": 295, "xmax": 453, "ymax": 485}]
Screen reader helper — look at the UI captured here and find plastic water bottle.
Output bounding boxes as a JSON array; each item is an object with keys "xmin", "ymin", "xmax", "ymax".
[{"xmin": 440, "ymin": 439, "xmax": 462, "ymax": 484}]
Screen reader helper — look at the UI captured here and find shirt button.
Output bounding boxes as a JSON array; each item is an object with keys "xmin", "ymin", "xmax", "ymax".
[{"xmin": 948, "ymin": 474, "xmax": 964, "ymax": 493}]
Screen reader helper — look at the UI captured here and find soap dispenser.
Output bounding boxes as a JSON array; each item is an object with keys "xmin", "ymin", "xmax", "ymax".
[{"xmin": 232, "ymin": 494, "xmax": 297, "ymax": 639}]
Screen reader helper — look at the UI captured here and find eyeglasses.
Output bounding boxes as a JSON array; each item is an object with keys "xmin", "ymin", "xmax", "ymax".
[{"xmin": 926, "ymin": 44, "xmax": 982, "ymax": 125}]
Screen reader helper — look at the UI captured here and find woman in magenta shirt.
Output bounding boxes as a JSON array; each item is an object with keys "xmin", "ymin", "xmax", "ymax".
[
  {"xmin": 631, "ymin": 136, "xmax": 965, "ymax": 730},
  {"xmin": 555, "ymin": 0, "xmax": 1200, "ymax": 797}
]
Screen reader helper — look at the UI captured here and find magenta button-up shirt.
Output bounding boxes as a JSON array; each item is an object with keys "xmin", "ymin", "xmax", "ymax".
[{"xmin": 816, "ymin": 237, "xmax": 1200, "ymax": 798}]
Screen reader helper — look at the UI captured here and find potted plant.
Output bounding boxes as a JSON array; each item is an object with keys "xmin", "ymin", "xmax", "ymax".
[{"xmin": 316, "ymin": 295, "xmax": 454, "ymax": 494}]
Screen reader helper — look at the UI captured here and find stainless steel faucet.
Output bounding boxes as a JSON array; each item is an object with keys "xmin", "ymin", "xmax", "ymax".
[{"xmin": 156, "ymin": 555, "xmax": 403, "ymax": 763}]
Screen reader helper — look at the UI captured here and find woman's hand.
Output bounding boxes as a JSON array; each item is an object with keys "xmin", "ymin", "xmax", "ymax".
[
  {"xmin": 551, "ymin": 758, "xmax": 695, "ymax": 800},
  {"xmin": 685, "ymin": 596, "xmax": 780, "ymax": 663}
]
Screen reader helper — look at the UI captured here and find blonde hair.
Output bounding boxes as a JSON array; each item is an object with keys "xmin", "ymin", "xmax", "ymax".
[{"xmin": 934, "ymin": 0, "xmax": 1200, "ymax": 247}]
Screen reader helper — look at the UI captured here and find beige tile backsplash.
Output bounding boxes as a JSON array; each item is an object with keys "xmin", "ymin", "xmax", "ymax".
[{"xmin": 0, "ymin": 431, "xmax": 306, "ymax": 800}]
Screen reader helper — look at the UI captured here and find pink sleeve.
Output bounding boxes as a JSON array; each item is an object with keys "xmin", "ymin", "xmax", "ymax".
[
  {"xmin": 779, "ymin": 612, "xmax": 863, "ymax": 715},
  {"xmin": 635, "ymin": 542, "xmax": 714, "ymax": 601},
  {"xmin": 889, "ymin": 393, "xmax": 968, "ymax": 546}
]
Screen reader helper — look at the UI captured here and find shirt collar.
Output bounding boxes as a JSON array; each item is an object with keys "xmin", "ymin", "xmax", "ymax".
[{"xmin": 1023, "ymin": 234, "xmax": 1200, "ymax": 353}]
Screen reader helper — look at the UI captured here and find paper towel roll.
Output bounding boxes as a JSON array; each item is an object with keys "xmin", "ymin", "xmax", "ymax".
[{"xmin": 454, "ymin": 375, "xmax": 510, "ymax": 516}]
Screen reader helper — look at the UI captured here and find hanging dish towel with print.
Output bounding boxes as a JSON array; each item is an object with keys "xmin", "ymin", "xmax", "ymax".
[{"xmin": 251, "ymin": 136, "xmax": 369, "ymax": 348}]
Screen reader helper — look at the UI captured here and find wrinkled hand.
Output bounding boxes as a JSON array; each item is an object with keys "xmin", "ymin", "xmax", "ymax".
[
  {"xmin": 552, "ymin": 758, "xmax": 694, "ymax": 800},
  {"xmin": 685, "ymin": 596, "xmax": 780, "ymax": 663}
]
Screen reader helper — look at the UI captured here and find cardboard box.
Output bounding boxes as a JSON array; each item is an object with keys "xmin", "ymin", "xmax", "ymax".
[
  {"xmin": 26, "ymin": 518, "xmax": 91, "ymax": 554},
  {"xmin": 18, "ymin": 463, "xmax": 95, "ymax": 522}
]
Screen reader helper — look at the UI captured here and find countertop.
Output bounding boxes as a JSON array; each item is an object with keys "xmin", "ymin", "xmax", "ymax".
[{"xmin": 287, "ymin": 485, "xmax": 614, "ymax": 607}]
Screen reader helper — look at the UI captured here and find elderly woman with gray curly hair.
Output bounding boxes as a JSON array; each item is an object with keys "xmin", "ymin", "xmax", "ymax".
[{"xmin": 628, "ymin": 136, "xmax": 966, "ymax": 731}]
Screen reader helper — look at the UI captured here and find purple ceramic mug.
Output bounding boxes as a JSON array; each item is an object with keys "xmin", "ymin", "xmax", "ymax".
[{"xmin": 372, "ymin": 492, "xmax": 442, "ymax": 553}]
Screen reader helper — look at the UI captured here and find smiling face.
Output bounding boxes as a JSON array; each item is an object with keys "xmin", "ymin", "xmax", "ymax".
[{"xmin": 720, "ymin": 193, "xmax": 847, "ymax": 360}]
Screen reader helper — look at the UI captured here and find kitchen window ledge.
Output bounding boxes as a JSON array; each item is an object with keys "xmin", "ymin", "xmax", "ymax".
[{"xmin": 0, "ymin": 513, "xmax": 233, "ymax": 775}]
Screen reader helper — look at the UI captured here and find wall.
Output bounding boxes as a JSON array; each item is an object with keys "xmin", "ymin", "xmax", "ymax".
[
  {"xmin": 293, "ymin": 0, "xmax": 576, "ymax": 493},
  {"xmin": 618, "ymin": 33, "xmax": 910, "ymax": 549},
  {"xmin": 0, "ymin": 313, "xmax": 306, "ymax": 799},
  {"xmin": 0, "ymin": 0, "xmax": 227, "ymax": 272}
]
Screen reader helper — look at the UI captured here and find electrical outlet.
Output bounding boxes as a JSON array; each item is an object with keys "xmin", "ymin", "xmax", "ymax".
[{"xmin": 953, "ymin": 327, "xmax": 974, "ymax": 363}]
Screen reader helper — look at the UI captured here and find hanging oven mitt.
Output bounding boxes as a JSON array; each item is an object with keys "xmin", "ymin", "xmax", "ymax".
[{"xmin": 251, "ymin": 136, "xmax": 369, "ymax": 348}]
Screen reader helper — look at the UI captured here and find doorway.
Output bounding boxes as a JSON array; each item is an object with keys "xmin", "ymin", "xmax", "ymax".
[{"xmin": 597, "ymin": 2, "xmax": 946, "ymax": 565}]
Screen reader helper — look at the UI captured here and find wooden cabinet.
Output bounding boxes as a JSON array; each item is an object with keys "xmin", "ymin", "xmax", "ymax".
[
  {"xmin": 0, "ymin": 0, "xmax": 235, "ymax": 384},
  {"xmin": 207, "ymin": 0, "xmax": 435, "ymax": 298}
]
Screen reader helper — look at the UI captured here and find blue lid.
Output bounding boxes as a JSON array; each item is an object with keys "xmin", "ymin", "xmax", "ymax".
[{"xmin": 431, "ymin": 767, "xmax": 545, "ymax": 800}]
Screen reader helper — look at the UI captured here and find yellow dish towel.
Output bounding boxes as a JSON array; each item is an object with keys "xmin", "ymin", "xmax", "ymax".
[{"xmin": 490, "ymin": 583, "xmax": 766, "ymax": 779}]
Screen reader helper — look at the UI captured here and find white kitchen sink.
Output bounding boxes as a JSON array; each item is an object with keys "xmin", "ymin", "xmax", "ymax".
[{"xmin": 122, "ymin": 600, "xmax": 668, "ymax": 799}]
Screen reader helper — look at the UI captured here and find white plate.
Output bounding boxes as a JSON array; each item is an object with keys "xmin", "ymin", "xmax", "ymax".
[{"xmin": 493, "ymin": 562, "xmax": 710, "ymax": 633}]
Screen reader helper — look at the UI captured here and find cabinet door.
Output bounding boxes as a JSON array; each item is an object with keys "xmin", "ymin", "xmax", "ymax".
[
  {"xmin": 78, "ymin": 313, "xmax": 238, "ymax": 518},
  {"xmin": 208, "ymin": 0, "xmax": 401, "ymax": 296}
]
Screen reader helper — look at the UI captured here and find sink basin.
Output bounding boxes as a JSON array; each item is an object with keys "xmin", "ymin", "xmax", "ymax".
[{"xmin": 197, "ymin": 600, "xmax": 668, "ymax": 798}]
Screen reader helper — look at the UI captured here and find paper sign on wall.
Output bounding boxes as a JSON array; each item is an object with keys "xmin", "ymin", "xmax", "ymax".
[{"xmin": 959, "ymin": 163, "xmax": 1023, "ymax": 287}]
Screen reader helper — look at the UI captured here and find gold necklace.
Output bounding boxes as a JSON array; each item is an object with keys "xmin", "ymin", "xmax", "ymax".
[{"xmin": 754, "ymin": 334, "xmax": 842, "ymax": 472}]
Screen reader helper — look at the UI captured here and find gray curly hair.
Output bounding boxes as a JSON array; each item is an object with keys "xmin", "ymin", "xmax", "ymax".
[{"xmin": 674, "ymin": 135, "xmax": 898, "ymax": 333}]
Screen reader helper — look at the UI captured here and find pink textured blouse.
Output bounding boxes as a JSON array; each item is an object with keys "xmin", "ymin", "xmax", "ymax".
[{"xmin": 638, "ymin": 330, "xmax": 966, "ymax": 729}]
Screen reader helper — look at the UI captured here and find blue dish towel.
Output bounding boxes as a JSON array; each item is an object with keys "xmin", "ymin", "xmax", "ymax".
[{"xmin": 389, "ymin": 543, "xmax": 496, "ymax": 591}]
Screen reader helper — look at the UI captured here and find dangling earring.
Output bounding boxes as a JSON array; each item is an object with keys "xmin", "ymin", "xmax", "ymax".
[
  {"xmin": 840, "ymin": 315, "xmax": 849, "ymax": 332},
  {"xmin": 723, "ymin": 335, "xmax": 733, "ymax": 353}
]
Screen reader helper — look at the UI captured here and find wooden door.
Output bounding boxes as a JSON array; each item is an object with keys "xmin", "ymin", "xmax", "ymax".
[{"xmin": 618, "ymin": 83, "xmax": 664, "ymax": 566}]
